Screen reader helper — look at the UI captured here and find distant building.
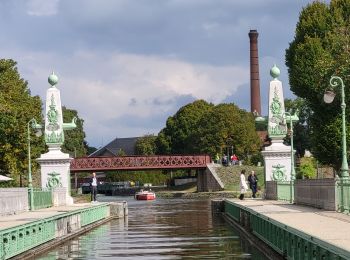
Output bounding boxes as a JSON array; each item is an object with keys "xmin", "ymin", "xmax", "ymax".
[{"xmin": 89, "ymin": 137, "xmax": 139, "ymax": 157}]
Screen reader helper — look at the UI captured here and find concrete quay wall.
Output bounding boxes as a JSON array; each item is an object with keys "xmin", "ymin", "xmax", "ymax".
[
  {"xmin": 0, "ymin": 202, "xmax": 128, "ymax": 260},
  {"xmin": 0, "ymin": 188, "xmax": 28, "ymax": 216},
  {"xmin": 216, "ymin": 199, "xmax": 350, "ymax": 260},
  {"xmin": 0, "ymin": 188, "xmax": 69, "ymax": 216}
]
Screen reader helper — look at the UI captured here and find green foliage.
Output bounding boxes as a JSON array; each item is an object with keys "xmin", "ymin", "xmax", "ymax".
[
  {"xmin": 135, "ymin": 134, "xmax": 157, "ymax": 155},
  {"xmin": 298, "ymin": 157, "xmax": 317, "ymax": 179},
  {"xmin": 61, "ymin": 107, "xmax": 88, "ymax": 157},
  {"xmin": 155, "ymin": 100, "xmax": 214, "ymax": 154},
  {"xmin": 116, "ymin": 149, "xmax": 126, "ymax": 156},
  {"xmin": 156, "ymin": 100, "xmax": 261, "ymax": 160},
  {"xmin": 284, "ymin": 98, "xmax": 311, "ymax": 157},
  {"xmin": 0, "ymin": 59, "xmax": 44, "ymax": 186},
  {"xmin": 285, "ymin": 0, "xmax": 350, "ymax": 169}
]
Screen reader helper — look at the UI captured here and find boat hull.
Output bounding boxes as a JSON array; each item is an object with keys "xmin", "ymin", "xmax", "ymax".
[{"xmin": 135, "ymin": 192, "xmax": 156, "ymax": 200}]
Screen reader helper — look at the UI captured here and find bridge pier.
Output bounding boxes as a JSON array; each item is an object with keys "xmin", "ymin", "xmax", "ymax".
[{"xmin": 197, "ymin": 166, "xmax": 224, "ymax": 192}]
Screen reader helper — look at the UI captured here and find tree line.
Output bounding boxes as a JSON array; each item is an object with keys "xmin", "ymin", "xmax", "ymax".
[
  {"xmin": 135, "ymin": 100, "xmax": 262, "ymax": 163},
  {"xmin": 0, "ymin": 59, "xmax": 88, "ymax": 186}
]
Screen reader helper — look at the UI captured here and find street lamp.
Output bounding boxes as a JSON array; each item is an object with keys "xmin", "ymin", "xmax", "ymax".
[
  {"xmin": 324, "ymin": 76, "xmax": 349, "ymax": 179},
  {"xmin": 27, "ymin": 118, "xmax": 42, "ymax": 210},
  {"xmin": 284, "ymin": 112, "xmax": 299, "ymax": 181},
  {"xmin": 284, "ymin": 112, "xmax": 299, "ymax": 203}
]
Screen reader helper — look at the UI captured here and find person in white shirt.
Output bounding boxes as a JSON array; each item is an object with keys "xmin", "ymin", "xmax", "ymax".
[
  {"xmin": 239, "ymin": 169, "xmax": 248, "ymax": 200},
  {"xmin": 90, "ymin": 172, "xmax": 98, "ymax": 202}
]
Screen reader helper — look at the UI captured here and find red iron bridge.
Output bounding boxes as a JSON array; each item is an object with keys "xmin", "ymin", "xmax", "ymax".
[{"xmin": 70, "ymin": 155, "xmax": 212, "ymax": 172}]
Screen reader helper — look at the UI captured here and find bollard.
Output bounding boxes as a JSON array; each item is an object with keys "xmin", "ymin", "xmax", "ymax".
[
  {"xmin": 123, "ymin": 201, "xmax": 128, "ymax": 216},
  {"xmin": 110, "ymin": 202, "xmax": 128, "ymax": 218}
]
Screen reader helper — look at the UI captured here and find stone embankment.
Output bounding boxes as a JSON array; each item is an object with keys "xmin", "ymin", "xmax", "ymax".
[
  {"xmin": 217, "ymin": 199, "xmax": 350, "ymax": 259},
  {"xmin": 0, "ymin": 202, "xmax": 128, "ymax": 260}
]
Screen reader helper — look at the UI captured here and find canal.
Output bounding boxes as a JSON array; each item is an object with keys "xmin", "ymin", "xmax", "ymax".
[{"xmin": 37, "ymin": 197, "xmax": 268, "ymax": 259}]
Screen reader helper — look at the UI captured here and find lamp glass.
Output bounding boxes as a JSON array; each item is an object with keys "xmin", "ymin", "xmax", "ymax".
[
  {"xmin": 324, "ymin": 90, "xmax": 336, "ymax": 104},
  {"xmin": 35, "ymin": 129, "xmax": 42, "ymax": 137}
]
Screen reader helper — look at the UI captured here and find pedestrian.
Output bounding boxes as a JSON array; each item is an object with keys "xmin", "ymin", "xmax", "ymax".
[
  {"xmin": 239, "ymin": 169, "xmax": 248, "ymax": 200},
  {"xmin": 90, "ymin": 172, "xmax": 98, "ymax": 202},
  {"xmin": 248, "ymin": 170, "xmax": 258, "ymax": 198},
  {"xmin": 231, "ymin": 154, "xmax": 238, "ymax": 165}
]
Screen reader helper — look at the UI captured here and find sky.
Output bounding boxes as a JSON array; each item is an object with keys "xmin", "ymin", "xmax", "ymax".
[{"xmin": 0, "ymin": 0, "xmax": 320, "ymax": 148}]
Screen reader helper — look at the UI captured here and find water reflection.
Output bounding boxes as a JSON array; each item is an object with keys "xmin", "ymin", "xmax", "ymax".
[{"xmin": 37, "ymin": 197, "xmax": 267, "ymax": 259}]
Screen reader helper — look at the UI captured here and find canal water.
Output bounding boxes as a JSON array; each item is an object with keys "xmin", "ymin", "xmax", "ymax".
[{"xmin": 37, "ymin": 197, "xmax": 268, "ymax": 259}]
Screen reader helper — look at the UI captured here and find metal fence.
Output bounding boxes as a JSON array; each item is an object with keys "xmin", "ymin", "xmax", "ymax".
[
  {"xmin": 29, "ymin": 188, "xmax": 53, "ymax": 210},
  {"xmin": 277, "ymin": 181, "xmax": 294, "ymax": 202},
  {"xmin": 336, "ymin": 178, "xmax": 350, "ymax": 214}
]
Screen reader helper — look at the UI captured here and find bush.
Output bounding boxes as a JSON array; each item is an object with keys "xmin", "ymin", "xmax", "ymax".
[{"xmin": 298, "ymin": 157, "xmax": 317, "ymax": 179}]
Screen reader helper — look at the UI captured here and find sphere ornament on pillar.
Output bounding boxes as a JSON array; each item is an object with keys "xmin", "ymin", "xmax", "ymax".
[
  {"xmin": 48, "ymin": 72, "xmax": 59, "ymax": 87},
  {"xmin": 270, "ymin": 64, "xmax": 280, "ymax": 80}
]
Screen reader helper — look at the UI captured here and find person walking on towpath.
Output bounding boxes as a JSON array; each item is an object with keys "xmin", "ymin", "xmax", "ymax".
[
  {"xmin": 239, "ymin": 169, "xmax": 248, "ymax": 200},
  {"xmin": 248, "ymin": 170, "xmax": 258, "ymax": 198},
  {"xmin": 90, "ymin": 172, "xmax": 98, "ymax": 202}
]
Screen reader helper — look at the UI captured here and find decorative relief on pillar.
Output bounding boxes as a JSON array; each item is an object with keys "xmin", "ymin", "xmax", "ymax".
[
  {"xmin": 268, "ymin": 87, "xmax": 287, "ymax": 136},
  {"xmin": 272, "ymin": 164, "xmax": 286, "ymax": 181},
  {"xmin": 46, "ymin": 171, "xmax": 62, "ymax": 188},
  {"xmin": 45, "ymin": 94, "xmax": 63, "ymax": 144}
]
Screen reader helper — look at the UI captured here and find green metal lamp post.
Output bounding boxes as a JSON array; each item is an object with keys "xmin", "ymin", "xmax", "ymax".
[
  {"xmin": 284, "ymin": 112, "xmax": 299, "ymax": 203},
  {"xmin": 324, "ymin": 76, "xmax": 349, "ymax": 179},
  {"xmin": 27, "ymin": 118, "xmax": 42, "ymax": 210}
]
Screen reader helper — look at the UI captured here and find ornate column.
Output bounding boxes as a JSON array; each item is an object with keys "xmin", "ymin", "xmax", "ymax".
[
  {"xmin": 37, "ymin": 72, "xmax": 77, "ymax": 205},
  {"xmin": 261, "ymin": 65, "xmax": 293, "ymax": 182}
]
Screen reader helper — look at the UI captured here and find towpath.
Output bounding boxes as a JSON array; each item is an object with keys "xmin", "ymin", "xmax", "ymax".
[
  {"xmin": 226, "ymin": 199, "xmax": 350, "ymax": 254},
  {"xmin": 0, "ymin": 203, "xmax": 95, "ymax": 230}
]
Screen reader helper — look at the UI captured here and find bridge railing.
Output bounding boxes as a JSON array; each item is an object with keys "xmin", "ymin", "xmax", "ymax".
[
  {"xmin": 337, "ymin": 178, "xmax": 350, "ymax": 214},
  {"xmin": 277, "ymin": 181, "xmax": 293, "ymax": 202},
  {"xmin": 29, "ymin": 188, "xmax": 53, "ymax": 210},
  {"xmin": 71, "ymin": 155, "xmax": 212, "ymax": 172}
]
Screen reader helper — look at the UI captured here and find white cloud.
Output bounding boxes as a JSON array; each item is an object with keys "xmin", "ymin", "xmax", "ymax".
[
  {"xmin": 5, "ymin": 49, "xmax": 248, "ymax": 147},
  {"xmin": 26, "ymin": 0, "xmax": 60, "ymax": 16}
]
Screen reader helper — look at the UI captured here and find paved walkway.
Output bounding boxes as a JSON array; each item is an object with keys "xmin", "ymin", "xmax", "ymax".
[
  {"xmin": 226, "ymin": 199, "xmax": 350, "ymax": 253},
  {"xmin": 0, "ymin": 203, "xmax": 99, "ymax": 230}
]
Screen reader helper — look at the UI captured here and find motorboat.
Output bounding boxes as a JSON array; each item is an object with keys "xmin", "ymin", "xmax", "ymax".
[{"xmin": 135, "ymin": 189, "xmax": 156, "ymax": 200}]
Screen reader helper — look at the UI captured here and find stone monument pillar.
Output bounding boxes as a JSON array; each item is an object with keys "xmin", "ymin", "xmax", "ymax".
[
  {"xmin": 262, "ymin": 65, "xmax": 292, "ymax": 181},
  {"xmin": 37, "ymin": 72, "xmax": 77, "ymax": 205}
]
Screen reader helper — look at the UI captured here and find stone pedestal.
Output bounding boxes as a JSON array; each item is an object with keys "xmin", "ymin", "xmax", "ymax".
[
  {"xmin": 262, "ymin": 139, "xmax": 292, "ymax": 181},
  {"xmin": 37, "ymin": 146, "xmax": 73, "ymax": 205}
]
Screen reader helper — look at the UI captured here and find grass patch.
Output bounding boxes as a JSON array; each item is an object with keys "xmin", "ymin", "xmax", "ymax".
[{"xmin": 215, "ymin": 165, "xmax": 264, "ymax": 191}]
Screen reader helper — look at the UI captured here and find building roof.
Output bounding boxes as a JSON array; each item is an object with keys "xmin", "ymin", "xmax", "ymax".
[{"xmin": 89, "ymin": 137, "xmax": 139, "ymax": 157}]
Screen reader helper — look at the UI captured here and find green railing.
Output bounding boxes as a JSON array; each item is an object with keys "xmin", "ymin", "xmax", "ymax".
[
  {"xmin": 0, "ymin": 203, "xmax": 109, "ymax": 259},
  {"xmin": 29, "ymin": 188, "xmax": 53, "ymax": 210},
  {"xmin": 224, "ymin": 201, "xmax": 350, "ymax": 260},
  {"xmin": 277, "ymin": 181, "xmax": 294, "ymax": 202},
  {"xmin": 337, "ymin": 178, "xmax": 350, "ymax": 214}
]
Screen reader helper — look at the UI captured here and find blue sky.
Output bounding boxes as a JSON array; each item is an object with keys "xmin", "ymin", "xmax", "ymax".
[{"xmin": 0, "ymin": 0, "xmax": 319, "ymax": 148}]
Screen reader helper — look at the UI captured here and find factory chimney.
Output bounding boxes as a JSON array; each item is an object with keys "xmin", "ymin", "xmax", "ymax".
[{"xmin": 249, "ymin": 29, "xmax": 261, "ymax": 115}]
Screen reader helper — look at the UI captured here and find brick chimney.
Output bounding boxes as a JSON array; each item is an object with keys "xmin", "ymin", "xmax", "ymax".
[{"xmin": 249, "ymin": 29, "xmax": 261, "ymax": 115}]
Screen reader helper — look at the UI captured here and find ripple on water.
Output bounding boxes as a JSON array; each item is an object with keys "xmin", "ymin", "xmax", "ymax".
[{"xmin": 37, "ymin": 198, "xmax": 267, "ymax": 259}]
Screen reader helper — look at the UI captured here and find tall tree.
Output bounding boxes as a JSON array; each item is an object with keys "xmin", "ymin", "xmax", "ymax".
[
  {"xmin": 192, "ymin": 103, "xmax": 261, "ymax": 159},
  {"xmin": 155, "ymin": 100, "xmax": 214, "ymax": 154},
  {"xmin": 0, "ymin": 59, "xmax": 44, "ymax": 185},
  {"xmin": 156, "ymin": 100, "xmax": 260, "ymax": 159},
  {"xmin": 61, "ymin": 106, "xmax": 87, "ymax": 157},
  {"xmin": 135, "ymin": 134, "xmax": 157, "ymax": 155},
  {"xmin": 285, "ymin": 0, "xmax": 350, "ymax": 169}
]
